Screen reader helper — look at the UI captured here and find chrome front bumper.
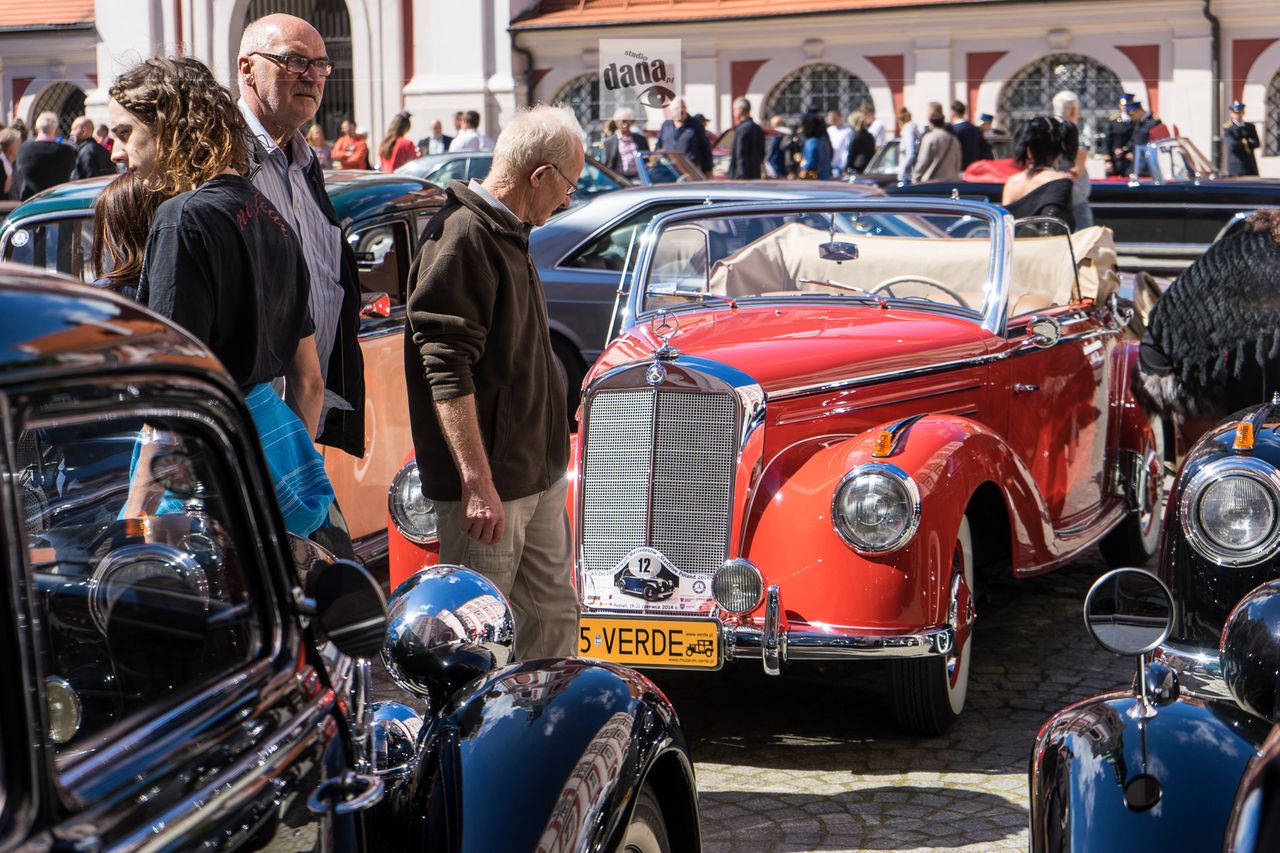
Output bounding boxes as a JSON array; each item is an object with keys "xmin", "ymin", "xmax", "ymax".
[
  {"xmin": 723, "ymin": 585, "xmax": 953, "ymax": 676},
  {"xmin": 1153, "ymin": 640, "xmax": 1231, "ymax": 701}
]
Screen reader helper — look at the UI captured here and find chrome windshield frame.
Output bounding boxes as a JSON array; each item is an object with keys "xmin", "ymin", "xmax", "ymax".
[{"xmin": 624, "ymin": 198, "xmax": 1012, "ymax": 335}]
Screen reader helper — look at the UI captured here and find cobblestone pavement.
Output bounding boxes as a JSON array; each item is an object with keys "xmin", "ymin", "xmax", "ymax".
[
  {"xmin": 644, "ymin": 549, "xmax": 1135, "ymax": 853},
  {"xmin": 372, "ymin": 549, "xmax": 1136, "ymax": 852}
]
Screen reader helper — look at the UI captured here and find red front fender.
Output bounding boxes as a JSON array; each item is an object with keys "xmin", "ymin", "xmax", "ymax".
[{"xmin": 743, "ymin": 415, "xmax": 1055, "ymax": 632}]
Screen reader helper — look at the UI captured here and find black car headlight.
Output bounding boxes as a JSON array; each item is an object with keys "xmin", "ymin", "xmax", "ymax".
[
  {"xmin": 389, "ymin": 461, "xmax": 439, "ymax": 544},
  {"xmin": 1181, "ymin": 457, "xmax": 1280, "ymax": 567},
  {"xmin": 832, "ymin": 463, "xmax": 921, "ymax": 554}
]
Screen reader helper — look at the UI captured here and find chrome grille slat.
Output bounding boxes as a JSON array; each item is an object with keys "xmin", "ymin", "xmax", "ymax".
[
  {"xmin": 581, "ymin": 380, "xmax": 737, "ymax": 579},
  {"xmin": 582, "ymin": 390, "xmax": 653, "ymax": 576}
]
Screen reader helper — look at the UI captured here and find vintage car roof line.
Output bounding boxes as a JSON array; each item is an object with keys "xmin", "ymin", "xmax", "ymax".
[
  {"xmin": 623, "ymin": 198, "xmax": 1010, "ymax": 336},
  {"xmin": 0, "ymin": 266, "xmax": 224, "ymax": 382}
]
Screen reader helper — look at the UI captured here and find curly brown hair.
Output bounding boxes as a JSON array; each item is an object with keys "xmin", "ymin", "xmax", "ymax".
[
  {"xmin": 1244, "ymin": 208, "xmax": 1280, "ymax": 242},
  {"xmin": 109, "ymin": 56, "xmax": 249, "ymax": 197},
  {"xmin": 92, "ymin": 171, "xmax": 166, "ymax": 290}
]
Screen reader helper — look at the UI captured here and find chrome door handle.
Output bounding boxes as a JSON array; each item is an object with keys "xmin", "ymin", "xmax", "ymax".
[{"xmin": 1014, "ymin": 383, "xmax": 1040, "ymax": 393}]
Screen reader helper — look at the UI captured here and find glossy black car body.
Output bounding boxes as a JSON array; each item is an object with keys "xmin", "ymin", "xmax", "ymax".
[
  {"xmin": 1029, "ymin": 403, "xmax": 1280, "ymax": 853},
  {"xmin": 887, "ymin": 137, "xmax": 1278, "ymax": 270},
  {"xmin": 0, "ymin": 265, "xmax": 699, "ymax": 851}
]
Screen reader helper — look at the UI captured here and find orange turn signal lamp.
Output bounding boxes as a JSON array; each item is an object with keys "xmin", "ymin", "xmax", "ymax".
[
  {"xmin": 1234, "ymin": 421, "xmax": 1255, "ymax": 451},
  {"xmin": 872, "ymin": 429, "xmax": 894, "ymax": 458}
]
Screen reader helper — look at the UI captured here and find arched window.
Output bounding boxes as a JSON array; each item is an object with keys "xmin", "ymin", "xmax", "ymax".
[
  {"xmin": 998, "ymin": 53, "xmax": 1125, "ymax": 152},
  {"xmin": 244, "ymin": 0, "xmax": 351, "ymax": 139},
  {"xmin": 763, "ymin": 63, "xmax": 872, "ymax": 124},
  {"xmin": 28, "ymin": 82, "xmax": 86, "ymax": 139},
  {"xmin": 1266, "ymin": 70, "xmax": 1280, "ymax": 156},
  {"xmin": 552, "ymin": 74, "xmax": 602, "ymax": 142}
]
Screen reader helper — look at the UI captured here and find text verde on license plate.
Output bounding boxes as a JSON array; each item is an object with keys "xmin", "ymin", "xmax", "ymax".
[{"xmin": 578, "ymin": 616, "xmax": 721, "ymax": 669}]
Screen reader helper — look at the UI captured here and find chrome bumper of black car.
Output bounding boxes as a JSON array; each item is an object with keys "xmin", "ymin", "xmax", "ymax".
[{"xmin": 1153, "ymin": 640, "xmax": 1231, "ymax": 701}]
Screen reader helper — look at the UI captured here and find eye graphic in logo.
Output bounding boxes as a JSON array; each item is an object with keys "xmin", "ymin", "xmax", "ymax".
[{"xmin": 638, "ymin": 85, "xmax": 676, "ymax": 109}]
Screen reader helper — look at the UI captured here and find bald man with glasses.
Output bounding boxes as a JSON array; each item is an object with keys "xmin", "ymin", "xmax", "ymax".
[{"xmin": 238, "ymin": 13, "xmax": 365, "ymax": 553}]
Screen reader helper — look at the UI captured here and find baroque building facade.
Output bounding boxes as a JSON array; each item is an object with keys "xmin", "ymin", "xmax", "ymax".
[{"xmin": 0, "ymin": 0, "xmax": 1277, "ymax": 174}]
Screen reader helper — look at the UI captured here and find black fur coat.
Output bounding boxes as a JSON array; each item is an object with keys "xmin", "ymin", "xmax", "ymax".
[{"xmin": 1136, "ymin": 223, "xmax": 1280, "ymax": 418}]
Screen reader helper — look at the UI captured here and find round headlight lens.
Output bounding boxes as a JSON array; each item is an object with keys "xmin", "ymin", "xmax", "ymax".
[
  {"xmin": 712, "ymin": 559, "xmax": 763, "ymax": 614},
  {"xmin": 1197, "ymin": 477, "xmax": 1277, "ymax": 553},
  {"xmin": 833, "ymin": 464, "xmax": 920, "ymax": 553},
  {"xmin": 389, "ymin": 461, "xmax": 439, "ymax": 544},
  {"xmin": 46, "ymin": 675, "xmax": 82, "ymax": 745}
]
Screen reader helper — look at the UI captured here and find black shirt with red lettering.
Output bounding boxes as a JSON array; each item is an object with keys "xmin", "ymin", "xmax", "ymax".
[{"xmin": 139, "ymin": 174, "xmax": 313, "ymax": 389}]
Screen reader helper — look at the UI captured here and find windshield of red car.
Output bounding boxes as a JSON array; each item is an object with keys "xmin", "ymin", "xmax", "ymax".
[{"xmin": 641, "ymin": 209, "xmax": 996, "ymax": 318}]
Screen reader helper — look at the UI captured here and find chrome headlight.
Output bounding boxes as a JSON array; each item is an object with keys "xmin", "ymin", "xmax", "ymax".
[
  {"xmin": 832, "ymin": 463, "xmax": 921, "ymax": 554},
  {"xmin": 388, "ymin": 461, "xmax": 439, "ymax": 544},
  {"xmin": 46, "ymin": 675, "xmax": 82, "ymax": 745},
  {"xmin": 383, "ymin": 565, "xmax": 514, "ymax": 704},
  {"xmin": 1181, "ymin": 457, "xmax": 1280, "ymax": 567},
  {"xmin": 89, "ymin": 543, "xmax": 209, "ymax": 635}
]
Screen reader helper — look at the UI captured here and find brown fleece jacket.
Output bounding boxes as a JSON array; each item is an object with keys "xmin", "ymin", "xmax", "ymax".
[{"xmin": 404, "ymin": 180, "xmax": 567, "ymax": 502}]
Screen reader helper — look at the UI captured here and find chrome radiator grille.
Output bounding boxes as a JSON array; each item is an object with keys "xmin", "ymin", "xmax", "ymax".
[{"xmin": 581, "ymin": 386, "xmax": 737, "ymax": 577}]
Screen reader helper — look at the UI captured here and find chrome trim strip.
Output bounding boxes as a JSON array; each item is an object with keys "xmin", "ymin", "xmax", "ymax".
[
  {"xmin": 1153, "ymin": 641, "xmax": 1230, "ymax": 701},
  {"xmin": 353, "ymin": 530, "xmax": 390, "ymax": 564},
  {"xmin": 771, "ymin": 351, "xmax": 1006, "ymax": 401},
  {"xmin": 774, "ymin": 383, "xmax": 982, "ymax": 424},
  {"xmin": 730, "ymin": 626, "xmax": 952, "ymax": 660}
]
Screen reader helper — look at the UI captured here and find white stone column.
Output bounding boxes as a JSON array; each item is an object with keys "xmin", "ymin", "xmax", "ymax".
[
  {"xmin": 404, "ymin": 0, "xmax": 504, "ymax": 135},
  {"xmin": 1170, "ymin": 33, "xmax": 1215, "ymax": 165},
  {"xmin": 909, "ymin": 39, "xmax": 952, "ymax": 118}
]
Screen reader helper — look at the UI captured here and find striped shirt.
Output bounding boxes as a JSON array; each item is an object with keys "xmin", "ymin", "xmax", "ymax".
[{"xmin": 238, "ymin": 100, "xmax": 349, "ymax": 423}]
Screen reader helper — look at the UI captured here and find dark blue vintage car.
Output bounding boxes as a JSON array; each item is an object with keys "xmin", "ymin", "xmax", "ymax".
[
  {"xmin": 0, "ymin": 264, "xmax": 699, "ymax": 851},
  {"xmin": 1029, "ymin": 399, "xmax": 1280, "ymax": 853}
]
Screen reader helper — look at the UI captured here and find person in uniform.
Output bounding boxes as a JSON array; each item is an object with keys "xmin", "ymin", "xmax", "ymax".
[
  {"xmin": 1105, "ymin": 93, "xmax": 1136, "ymax": 177},
  {"xmin": 1224, "ymin": 100, "xmax": 1260, "ymax": 177},
  {"xmin": 1126, "ymin": 99, "xmax": 1164, "ymax": 177}
]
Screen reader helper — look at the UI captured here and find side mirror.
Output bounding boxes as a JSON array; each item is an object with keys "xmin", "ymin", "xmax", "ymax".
[
  {"xmin": 1221, "ymin": 579, "xmax": 1280, "ymax": 723},
  {"xmin": 1028, "ymin": 315, "xmax": 1063, "ymax": 349},
  {"xmin": 1084, "ymin": 568, "xmax": 1173, "ymax": 656},
  {"xmin": 382, "ymin": 565, "xmax": 514, "ymax": 713},
  {"xmin": 307, "ymin": 559, "xmax": 387, "ymax": 660},
  {"xmin": 1084, "ymin": 568, "xmax": 1175, "ymax": 720}
]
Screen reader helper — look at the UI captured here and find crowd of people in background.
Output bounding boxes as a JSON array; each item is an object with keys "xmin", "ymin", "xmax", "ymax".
[{"xmin": 0, "ymin": 110, "xmax": 117, "ymax": 200}]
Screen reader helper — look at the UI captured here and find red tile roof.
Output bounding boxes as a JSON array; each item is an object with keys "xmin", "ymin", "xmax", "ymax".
[
  {"xmin": 0, "ymin": 0, "xmax": 94, "ymax": 30},
  {"xmin": 512, "ymin": 0, "xmax": 994, "ymax": 29}
]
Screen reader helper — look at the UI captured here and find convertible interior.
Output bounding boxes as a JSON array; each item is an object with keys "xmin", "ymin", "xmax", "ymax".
[{"xmin": 646, "ymin": 218, "xmax": 1120, "ymax": 321}]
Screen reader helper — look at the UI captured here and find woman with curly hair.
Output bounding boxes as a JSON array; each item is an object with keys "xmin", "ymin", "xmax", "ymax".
[
  {"xmin": 109, "ymin": 56, "xmax": 332, "ymax": 536},
  {"xmin": 378, "ymin": 111, "xmax": 417, "ymax": 172},
  {"xmin": 91, "ymin": 171, "xmax": 164, "ymax": 301},
  {"xmin": 1001, "ymin": 115, "xmax": 1075, "ymax": 229},
  {"xmin": 1137, "ymin": 209, "xmax": 1280, "ymax": 422}
]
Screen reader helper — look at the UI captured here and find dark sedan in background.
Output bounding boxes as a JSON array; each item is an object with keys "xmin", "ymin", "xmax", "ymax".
[{"xmin": 887, "ymin": 137, "xmax": 1279, "ymax": 271}]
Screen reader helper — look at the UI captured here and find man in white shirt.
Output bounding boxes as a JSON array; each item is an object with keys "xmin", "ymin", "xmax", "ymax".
[
  {"xmin": 866, "ymin": 105, "xmax": 886, "ymax": 148},
  {"xmin": 449, "ymin": 110, "xmax": 495, "ymax": 152},
  {"xmin": 826, "ymin": 110, "xmax": 853, "ymax": 175}
]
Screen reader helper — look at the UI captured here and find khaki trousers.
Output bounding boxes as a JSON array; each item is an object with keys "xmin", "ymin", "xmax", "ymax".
[{"xmin": 434, "ymin": 477, "xmax": 578, "ymax": 660}]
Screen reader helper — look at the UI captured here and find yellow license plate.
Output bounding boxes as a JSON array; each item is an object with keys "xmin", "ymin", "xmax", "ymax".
[{"xmin": 578, "ymin": 616, "xmax": 721, "ymax": 670}]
